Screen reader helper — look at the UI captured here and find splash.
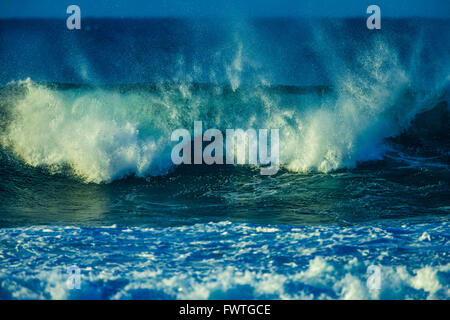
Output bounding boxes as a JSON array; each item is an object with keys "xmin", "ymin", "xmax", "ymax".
[{"xmin": 0, "ymin": 20, "xmax": 448, "ymax": 183}]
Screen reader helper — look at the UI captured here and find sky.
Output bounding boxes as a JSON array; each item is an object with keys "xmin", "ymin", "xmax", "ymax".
[{"xmin": 0, "ymin": 0, "xmax": 449, "ymax": 18}]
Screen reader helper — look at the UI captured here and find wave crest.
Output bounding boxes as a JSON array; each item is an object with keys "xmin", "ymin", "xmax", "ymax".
[{"xmin": 0, "ymin": 35, "xmax": 448, "ymax": 183}]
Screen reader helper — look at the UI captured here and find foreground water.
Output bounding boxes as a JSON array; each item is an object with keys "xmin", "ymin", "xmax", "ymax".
[{"xmin": 0, "ymin": 222, "xmax": 448, "ymax": 299}]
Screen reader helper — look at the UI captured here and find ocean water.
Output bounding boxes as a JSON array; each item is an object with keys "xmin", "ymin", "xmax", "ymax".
[{"xmin": 0, "ymin": 18, "xmax": 449, "ymax": 299}]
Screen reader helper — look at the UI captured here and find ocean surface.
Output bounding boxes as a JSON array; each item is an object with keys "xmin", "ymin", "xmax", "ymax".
[{"xmin": 0, "ymin": 18, "xmax": 449, "ymax": 299}]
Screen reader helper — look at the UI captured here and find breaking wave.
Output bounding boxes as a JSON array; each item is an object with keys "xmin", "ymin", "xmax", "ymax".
[
  {"xmin": 0, "ymin": 19, "xmax": 448, "ymax": 183},
  {"xmin": 0, "ymin": 221, "xmax": 448, "ymax": 299}
]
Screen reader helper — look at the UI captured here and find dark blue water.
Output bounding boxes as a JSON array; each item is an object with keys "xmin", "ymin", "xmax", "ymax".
[{"xmin": 0, "ymin": 18, "xmax": 449, "ymax": 299}]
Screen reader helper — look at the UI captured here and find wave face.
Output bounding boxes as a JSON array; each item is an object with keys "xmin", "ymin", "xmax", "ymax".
[
  {"xmin": 0, "ymin": 19, "xmax": 449, "ymax": 183},
  {"xmin": 0, "ymin": 221, "xmax": 448, "ymax": 299}
]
